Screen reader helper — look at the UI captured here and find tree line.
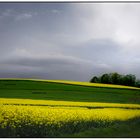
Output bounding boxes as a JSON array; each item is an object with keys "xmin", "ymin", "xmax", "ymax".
[{"xmin": 90, "ymin": 72, "xmax": 140, "ymax": 87}]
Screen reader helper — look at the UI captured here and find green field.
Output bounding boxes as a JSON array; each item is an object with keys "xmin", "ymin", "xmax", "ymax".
[{"xmin": 0, "ymin": 79, "xmax": 140, "ymax": 137}]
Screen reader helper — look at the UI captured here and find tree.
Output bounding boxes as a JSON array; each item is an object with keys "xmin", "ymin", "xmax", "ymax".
[
  {"xmin": 110, "ymin": 72, "xmax": 121, "ymax": 84},
  {"xmin": 90, "ymin": 72, "xmax": 139, "ymax": 88},
  {"xmin": 90, "ymin": 76, "xmax": 99, "ymax": 83},
  {"xmin": 122, "ymin": 74, "xmax": 136, "ymax": 86},
  {"xmin": 100, "ymin": 74, "xmax": 110, "ymax": 84},
  {"xmin": 135, "ymin": 80, "xmax": 140, "ymax": 87}
]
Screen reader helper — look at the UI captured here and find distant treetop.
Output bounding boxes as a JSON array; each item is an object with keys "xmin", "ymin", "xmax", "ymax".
[{"xmin": 90, "ymin": 72, "xmax": 140, "ymax": 88}]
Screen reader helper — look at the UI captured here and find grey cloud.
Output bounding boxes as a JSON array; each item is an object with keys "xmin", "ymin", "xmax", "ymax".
[
  {"xmin": 15, "ymin": 13, "xmax": 33, "ymax": 21},
  {"xmin": 0, "ymin": 3, "xmax": 140, "ymax": 81},
  {"xmin": 0, "ymin": 9, "xmax": 34, "ymax": 21},
  {"xmin": 1, "ymin": 55, "xmax": 92, "ymax": 67},
  {"xmin": 0, "ymin": 55, "xmax": 94, "ymax": 81}
]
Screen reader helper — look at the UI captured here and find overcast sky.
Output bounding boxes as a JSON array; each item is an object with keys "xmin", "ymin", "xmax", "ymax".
[{"xmin": 0, "ymin": 3, "xmax": 140, "ymax": 81}]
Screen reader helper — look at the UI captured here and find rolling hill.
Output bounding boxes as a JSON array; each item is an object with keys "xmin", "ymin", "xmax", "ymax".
[{"xmin": 0, "ymin": 79, "xmax": 140, "ymax": 137}]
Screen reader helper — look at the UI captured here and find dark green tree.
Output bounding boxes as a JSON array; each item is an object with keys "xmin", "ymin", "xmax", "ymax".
[
  {"xmin": 90, "ymin": 72, "xmax": 138, "ymax": 87},
  {"xmin": 121, "ymin": 74, "xmax": 136, "ymax": 86},
  {"xmin": 110, "ymin": 72, "xmax": 121, "ymax": 84},
  {"xmin": 135, "ymin": 80, "xmax": 140, "ymax": 87},
  {"xmin": 100, "ymin": 74, "xmax": 110, "ymax": 84},
  {"xmin": 90, "ymin": 76, "xmax": 99, "ymax": 83}
]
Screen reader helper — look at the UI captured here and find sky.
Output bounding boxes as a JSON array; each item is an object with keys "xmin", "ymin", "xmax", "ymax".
[{"xmin": 0, "ymin": 2, "xmax": 140, "ymax": 81}]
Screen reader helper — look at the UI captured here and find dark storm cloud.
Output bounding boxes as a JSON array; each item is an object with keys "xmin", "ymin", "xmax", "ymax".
[
  {"xmin": 0, "ymin": 55, "xmax": 94, "ymax": 81},
  {"xmin": 0, "ymin": 3, "xmax": 140, "ymax": 81}
]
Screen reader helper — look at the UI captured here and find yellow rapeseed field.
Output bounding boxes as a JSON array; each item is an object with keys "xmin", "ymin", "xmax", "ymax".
[
  {"xmin": 0, "ymin": 98, "xmax": 140, "ymax": 137},
  {"xmin": 1, "ymin": 105, "xmax": 140, "ymax": 128},
  {"xmin": 0, "ymin": 98, "xmax": 140, "ymax": 109},
  {"xmin": 1, "ymin": 97, "xmax": 140, "ymax": 131},
  {"xmin": 44, "ymin": 79, "xmax": 140, "ymax": 90},
  {"xmin": 1, "ymin": 98, "xmax": 140, "ymax": 129}
]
